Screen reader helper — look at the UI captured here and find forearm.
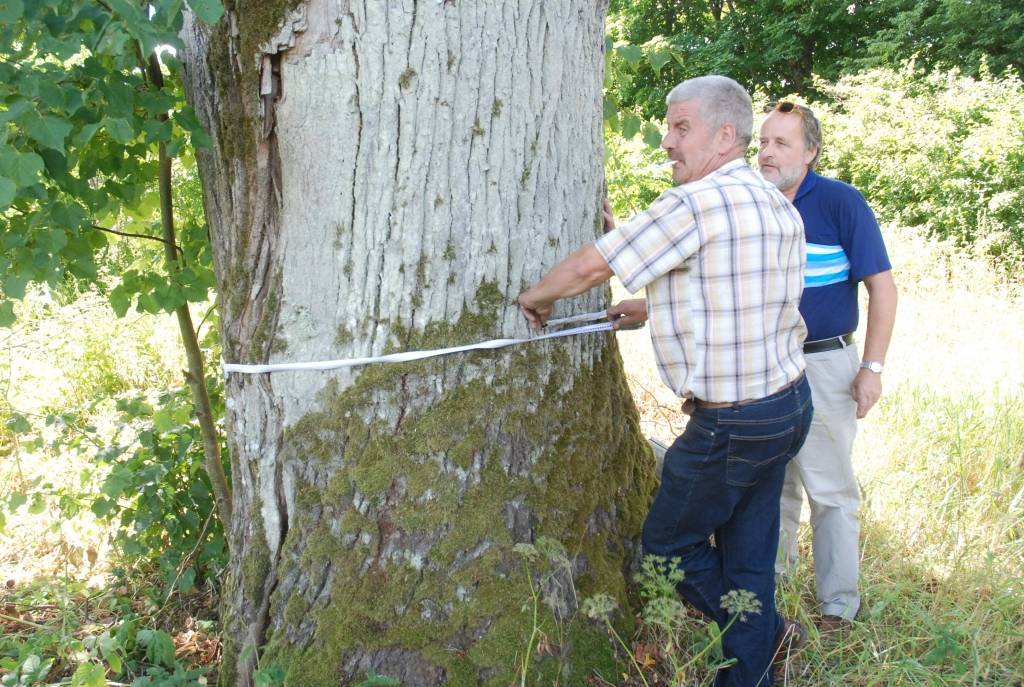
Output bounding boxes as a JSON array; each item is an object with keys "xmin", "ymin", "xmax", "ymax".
[
  {"xmin": 861, "ymin": 270, "xmax": 897, "ymax": 361},
  {"xmin": 522, "ymin": 243, "xmax": 613, "ymax": 305}
]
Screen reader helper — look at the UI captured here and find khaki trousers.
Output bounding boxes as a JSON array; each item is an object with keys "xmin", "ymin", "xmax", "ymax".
[{"xmin": 777, "ymin": 343, "xmax": 861, "ymax": 619}]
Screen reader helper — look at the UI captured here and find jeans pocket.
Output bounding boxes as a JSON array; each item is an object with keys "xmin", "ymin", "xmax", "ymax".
[
  {"xmin": 726, "ymin": 426, "xmax": 796, "ymax": 487},
  {"xmin": 662, "ymin": 419, "xmax": 717, "ymax": 483}
]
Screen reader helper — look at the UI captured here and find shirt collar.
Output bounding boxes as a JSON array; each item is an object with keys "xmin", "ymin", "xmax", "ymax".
[
  {"xmin": 794, "ymin": 168, "xmax": 819, "ymax": 202},
  {"xmin": 717, "ymin": 158, "xmax": 750, "ymax": 175}
]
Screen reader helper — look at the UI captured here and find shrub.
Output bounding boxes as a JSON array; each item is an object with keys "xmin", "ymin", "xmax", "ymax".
[{"xmin": 813, "ymin": 65, "xmax": 1024, "ymax": 273}]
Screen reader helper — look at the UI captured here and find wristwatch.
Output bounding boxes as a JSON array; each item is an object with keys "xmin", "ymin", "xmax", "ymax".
[{"xmin": 859, "ymin": 360, "xmax": 884, "ymax": 374}]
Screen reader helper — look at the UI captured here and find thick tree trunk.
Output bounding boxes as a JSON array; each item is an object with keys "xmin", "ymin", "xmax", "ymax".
[{"xmin": 180, "ymin": 2, "xmax": 655, "ymax": 685}]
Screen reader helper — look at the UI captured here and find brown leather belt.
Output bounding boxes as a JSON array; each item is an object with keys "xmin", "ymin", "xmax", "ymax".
[{"xmin": 688, "ymin": 372, "xmax": 806, "ymax": 411}]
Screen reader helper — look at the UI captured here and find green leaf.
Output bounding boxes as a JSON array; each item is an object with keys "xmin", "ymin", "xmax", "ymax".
[
  {"xmin": 105, "ymin": 652, "xmax": 122, "ymax": 675},
  {"xmin": 189, "ymin": 126, "xmax": 213, "ymax": 150},
  {"xmin": 355, "ymin": 672, "xmax": 401, "ymax": 687},
  {"xmin": 141, "ymin": 629, "xmax": 176, "ymax": 668},
  {"xmin": 178, "ymin": 566, "xmax": 196, "ymax": 592},
  {"xmin": 74, "ymin": 122, "xmax": 103, "ymax": 147},
  {"xmin": 138, "ymin": 89, "xmax": 177, "ymax": 116},
  {"xmin": 152, "ymin": 408, "xmax": 176, "ymax": 433},
  {"xmin": 4, "ymin": 272, "xmax": 29, "ymax": 300},
  {"xmin": 174, "ymin": 107, "xmax": 213, "ymax": 149},
  {"xmin": 253, "ymin": 665, "xmax": 287, "ymax": 687},
  {"xmin": 186, "ymin": 0, "xmax": 224, "ymax": 25},
  {"xmin": 0, "ymin": 148, "xmax": 44, "ymax": 187},
  {"xmin": 37, "ymin": 228, "xmax": 68, "ymax": 254},
  {"xmin": 102, "ymin": 466, "xmax": 134, "ymax": 498},
  {"xmin": 0, "ymin": 0, "xmax": 23, "ymax": 23},
  {"xmin": 103, "ymin": 117, "xmax": 136, "ymax": 144},
  {"xmin": 0, "ymin": 176, "xmax": 14, "ymax": 210},
  {"xmin": 37, "ymin": 81, "xmax": 66, "ymax": 111},
  {"xmin": 71, "ymin": 662, "xmax": 106, "ymax": 687},
  {"xmin": 622, "ymin": 114, "xmax": 642, "ymax": 140},
  {"xmin": 108, "ymin": 286, "xmax": 132, "ymax": 317},
  {"xmin": 602, "ymin": 96, "xmax": 618, "ymax": 124},
  {"xmin": 647, "ymin": 49, "xmax": 671, "ymax": 76},
  {"xmin": 642, "ymin": 121, "xmax": 663, "ymax": 149},
  {"xmin": 8, "ymin": 492, "xmax": 27, "ymax": 510},
  {"xmin": 0, "ymin": 300, "xmax": 14, "ymax": 327},
  {"xmin": 28, "ymin": 492, "xmax": 46, "ymax": 515},
  {"xmin": 166, "ymin": 135, "xmax": 186, "ymax": 158},
  {"xmin": 91, "ymin": 497, "xmax": 116, "ymax": 518},
  {"xmin": 0, "ymin": 101, "xmax": 31, "ymax": 126},
  {"xmin": 137, "ymin": 290, "xmax": 162, "ymax": 314},
  {"xmin": 616, "ymin": 44, "xmax": 643, "ymax": 68},
  {"xmin": 26, "ymin": 115, "xmax": 73, "ymax": 153}
]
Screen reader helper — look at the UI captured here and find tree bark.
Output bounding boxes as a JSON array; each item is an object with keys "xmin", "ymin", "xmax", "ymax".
[{"xmin": 180, "ymin": 2, "xmax": 655, "ymax": 685}]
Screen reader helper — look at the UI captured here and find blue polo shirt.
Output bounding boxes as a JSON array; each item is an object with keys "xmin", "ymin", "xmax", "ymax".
[{"xmin": 794, "ymin": 170, "xmax": 891, "ymax": 341}]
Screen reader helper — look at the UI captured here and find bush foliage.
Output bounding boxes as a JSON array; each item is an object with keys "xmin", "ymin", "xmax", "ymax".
[{"xmin": 815, "ymin": 65, "xmax": 1024, "ymax": 271}]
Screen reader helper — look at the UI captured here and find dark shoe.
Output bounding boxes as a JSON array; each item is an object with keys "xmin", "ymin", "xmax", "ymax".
[
  {"xmin": 817, "ymin": 614, "xmax": 852, "ymax": 634},
  {"xmin": 772, "ymin": 617, "xmax": 807, "ymax": 676}
]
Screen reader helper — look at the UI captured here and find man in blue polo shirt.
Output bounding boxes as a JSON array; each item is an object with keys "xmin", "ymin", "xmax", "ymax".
[{"xmin": 758, "ymin": 102, "xmax": 898, "ymax": 629}]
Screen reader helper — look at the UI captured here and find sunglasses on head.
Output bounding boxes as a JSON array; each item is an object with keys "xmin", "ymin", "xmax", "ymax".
[{"xmin": 765, "ymin": 101, "xmax": 805, "ymax": 118}]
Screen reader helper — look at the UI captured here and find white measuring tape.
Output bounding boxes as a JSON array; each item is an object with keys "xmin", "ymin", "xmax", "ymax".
[{"xmin": 223, "ymin": 310, "xmax": 627, "ymax": 375}]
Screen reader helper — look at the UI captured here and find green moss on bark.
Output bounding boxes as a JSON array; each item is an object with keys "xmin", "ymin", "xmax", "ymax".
[{"xmin": 254, "ymin": 287, "xmax": 654, "ymax": 685}]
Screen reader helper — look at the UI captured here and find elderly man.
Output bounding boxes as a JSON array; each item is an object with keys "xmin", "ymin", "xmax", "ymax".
[
  {"xmin": 758, "ymin": 102, "xmax": 898, "ymax": 629},
  {"xmin": 520, "ymin": 76, "xmax": 812, "ymax": 687}
]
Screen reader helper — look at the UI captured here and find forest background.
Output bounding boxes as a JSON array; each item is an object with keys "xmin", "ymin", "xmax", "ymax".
[{"xmin": 1, "ymin": 0, "xmax": 1022, "ymax": 685}]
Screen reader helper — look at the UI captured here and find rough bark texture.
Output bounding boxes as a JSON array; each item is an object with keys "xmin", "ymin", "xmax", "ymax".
[{"xmin": 180, "ymin": 2, "xmax": 656, "ymax": 685}]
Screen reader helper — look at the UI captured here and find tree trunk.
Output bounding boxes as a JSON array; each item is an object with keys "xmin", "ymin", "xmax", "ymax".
[{"xmin": 180, "ymin": 2, "xmax": 655, "ymax": 685}]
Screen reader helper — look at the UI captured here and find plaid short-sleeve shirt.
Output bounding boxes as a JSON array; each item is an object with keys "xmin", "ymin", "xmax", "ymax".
[{"xmin": 596, "ymin": 159, "xmax": 807, "ymax": 402}]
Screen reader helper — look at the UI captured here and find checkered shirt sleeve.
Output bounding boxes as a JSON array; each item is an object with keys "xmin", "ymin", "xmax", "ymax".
[
  {"xmin": 594, "ymin": 191, "xmax": 704, "ymax": 294},
  {"xmin": 594, "ymin": 160, "xmax": 807, "ymax": 402}
]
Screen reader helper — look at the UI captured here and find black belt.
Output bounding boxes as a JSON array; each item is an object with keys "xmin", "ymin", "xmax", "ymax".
[{"xmin": 803, "ymin": 332, "xmax": 855, "ymax": 354}]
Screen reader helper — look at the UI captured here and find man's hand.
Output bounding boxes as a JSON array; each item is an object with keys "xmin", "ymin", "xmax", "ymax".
[
  {"xmin": 852, "ymin": 368, "xmax": 882, "ymax": 418},
  {"xmin": 607, "ymin": 298, "xmax": 647, "ymax": 329},
  {"xmin": 517, "ymin": 244, "xmax": 614, "ymax": 330},
  {"xmin": 518, "ymin": 289, "xmax": 554, "ymax": 330},
  {"xmin": 602, "ymin": 197, "xmax": 616, "ymax": 233}
]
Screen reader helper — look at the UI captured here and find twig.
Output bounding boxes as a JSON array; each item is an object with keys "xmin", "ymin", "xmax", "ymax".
[
  {"xmin": 0, "ymin": 612, "xmax": 49, "ymax": 630},
  {"xmin": 91, "ymin": 224, "xmax": 182, "ymax": 256},
  {"xmin": 155, "ymin": 511, "xmax": 214, "ymax": 617},
  {"xmin": 194, "ymin": 303, "xmax": 217, "ymax": 341}
]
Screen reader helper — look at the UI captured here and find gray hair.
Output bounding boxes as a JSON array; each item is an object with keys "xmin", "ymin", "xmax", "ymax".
[
  {"xmin": 666, "ymin": 75, "xmax": 753, "ymax": 149},
  {"xmin": 795, "ymin": 104, "xmax": 823, "ymax": 169}
]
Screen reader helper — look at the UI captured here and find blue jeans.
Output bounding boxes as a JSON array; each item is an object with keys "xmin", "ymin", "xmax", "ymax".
[{"xmin": 642, "ymin": 375, "xmax": 813, "ymax": 687}]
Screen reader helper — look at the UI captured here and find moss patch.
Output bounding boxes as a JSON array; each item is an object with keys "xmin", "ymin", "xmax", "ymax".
[
  {"xmin": 398, "ymin": 68, "xmax": 417, "ymax": 90},
  {"xmin": 256, "ymin": 290, "xmax": 655, "ymax": 685}
]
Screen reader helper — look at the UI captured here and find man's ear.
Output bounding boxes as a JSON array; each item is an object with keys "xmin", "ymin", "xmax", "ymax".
[
  {"xmin": 804, "ymin": 145, "xmax": 819, "ymax": 166},
  {"xmin": 717, "ymin": 123, "xmax": 738, "ymax": 153}
]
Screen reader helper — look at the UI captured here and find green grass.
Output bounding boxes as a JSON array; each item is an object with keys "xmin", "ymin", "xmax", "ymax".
[{"xmin": 774, "ymin": 388, "xmax": 1024, "ymax": 685}]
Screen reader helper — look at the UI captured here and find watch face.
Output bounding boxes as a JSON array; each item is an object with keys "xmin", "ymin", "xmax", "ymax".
[{"xmin": 863, "ymin": 361, "xmax": 883, "ymax": 373}]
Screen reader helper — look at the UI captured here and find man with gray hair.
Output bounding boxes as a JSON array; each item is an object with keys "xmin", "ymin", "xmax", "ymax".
[
  {"xmin": 519, "ymin": 75, "xmax": 812, "ymax": 686},
  {"xmin": 759, "ymin": 102, "xmax": 897, "ymax": 630}
]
